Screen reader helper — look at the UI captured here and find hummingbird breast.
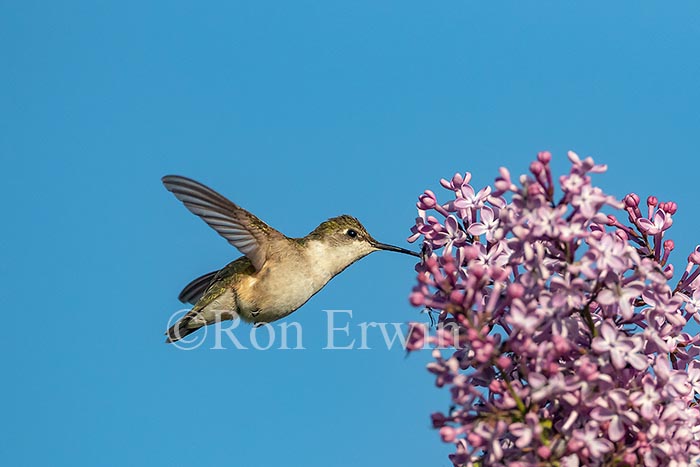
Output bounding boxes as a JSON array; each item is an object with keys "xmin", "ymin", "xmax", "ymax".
[{"xmin": 236, "ymin": 243, "xmax": 335, "ymax": 323}]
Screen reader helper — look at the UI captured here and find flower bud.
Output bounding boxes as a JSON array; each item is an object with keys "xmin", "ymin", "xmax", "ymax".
[
  {"xmin": 536, "ymin": 445, "xmax": 551, "ymax": 459},
  {"xmin": 624, "ymin": 193, "xmax": 640, "ymax": 207},
  {"xmin": 530, "ymin": 161, "xmax": 544, "ymax": 176},
  {"xmin": 417, "ymin": 190, "xmax": 438, "ymax": 209},
  {"xmin": 439, "ymin": 426, "xmax": 456, "ymax": 443},
  {"xmin": 507, "ymin": 283, "xmax": 525, "ymax": 299}
]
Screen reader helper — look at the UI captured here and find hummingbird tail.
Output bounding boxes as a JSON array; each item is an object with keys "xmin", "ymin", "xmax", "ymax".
[{"xmin": 164, "ymin": 319, "xmax": 200, "ymax": 343}]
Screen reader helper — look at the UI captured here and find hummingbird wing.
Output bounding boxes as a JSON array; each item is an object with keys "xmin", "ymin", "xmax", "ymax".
[
  {"xmin": 178, "ymin": 270, "xmax": 218, "ymax": 305},
  {"xmin": 162, "ymin": 175, "xmax": 284, "ymax": 271}
]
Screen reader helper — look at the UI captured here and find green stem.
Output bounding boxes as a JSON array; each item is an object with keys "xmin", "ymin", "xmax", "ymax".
[
  {"xmin": 502, "ymin": 372, "xmax": 526, "ymax": 414},
  {"xmin": 581, "ymin": 303, "xmax": 597, "ymax": 338}
]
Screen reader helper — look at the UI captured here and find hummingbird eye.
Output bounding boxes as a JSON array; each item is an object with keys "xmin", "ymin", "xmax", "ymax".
[{"xmin": 346, "ymin": 229, "xmax": 358, "ymax": 238}]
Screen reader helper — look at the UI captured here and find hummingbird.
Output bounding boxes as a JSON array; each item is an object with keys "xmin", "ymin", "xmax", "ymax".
[{"xmin": 162, "ymin": 175, "xmax": 419, "ymax": 343}]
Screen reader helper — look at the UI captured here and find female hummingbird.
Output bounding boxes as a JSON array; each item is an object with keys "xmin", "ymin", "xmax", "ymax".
[{"xmin": 162, "ymin": 175, "xmax": 419, "ymax": 343}]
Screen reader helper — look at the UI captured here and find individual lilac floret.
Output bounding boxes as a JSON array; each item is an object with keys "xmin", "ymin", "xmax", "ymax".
[
  {"xmin": 407, "ymin": 151, "xmax": 700, "ymax": 466},
  {"xmin": 591, "ymin": 321, "xmax": 648, "ymax": 370}
]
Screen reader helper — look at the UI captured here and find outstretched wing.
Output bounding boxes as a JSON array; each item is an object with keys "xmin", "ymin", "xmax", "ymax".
[{"xmin": 162, "ymin": 175, "xmax": 284, "ymax": 271}]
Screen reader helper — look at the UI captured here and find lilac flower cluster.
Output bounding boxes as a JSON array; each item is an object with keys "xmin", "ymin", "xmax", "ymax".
[{"xmin": 407, "ymin": 151, "xmax": 700, "ymax": 466}]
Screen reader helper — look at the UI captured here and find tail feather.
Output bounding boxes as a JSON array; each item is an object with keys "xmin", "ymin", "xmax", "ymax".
[{"xmin": 165, "ymin": 318, "xmax": 201, "ymax": 343}]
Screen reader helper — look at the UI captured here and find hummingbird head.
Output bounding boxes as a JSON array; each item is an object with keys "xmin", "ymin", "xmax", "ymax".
[{"xmin": 306, "ymin": 215, "xmax": 420, "ymax": 270}]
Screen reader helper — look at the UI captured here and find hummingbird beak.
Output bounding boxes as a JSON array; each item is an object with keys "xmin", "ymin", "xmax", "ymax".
[{"xmin": 372, "ymin": 241, "xmax": 421, "ymax": 257}]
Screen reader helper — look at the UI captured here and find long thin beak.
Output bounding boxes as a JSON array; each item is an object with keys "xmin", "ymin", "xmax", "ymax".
[{"xmin": 373, "ymin": 241, "xmax": 421, "ymax": 257}]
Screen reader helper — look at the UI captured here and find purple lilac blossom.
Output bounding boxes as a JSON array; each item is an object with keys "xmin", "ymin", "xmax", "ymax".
[{"xmin": 407, "ymin": 151, "xmax": 700, "ymax": 466}]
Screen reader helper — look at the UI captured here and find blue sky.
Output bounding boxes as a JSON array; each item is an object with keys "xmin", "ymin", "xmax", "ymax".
[{"xmin": 2, "ymin": 1, "xmax": 700, "ymax": 466}]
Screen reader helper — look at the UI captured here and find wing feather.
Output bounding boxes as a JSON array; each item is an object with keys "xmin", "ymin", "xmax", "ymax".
[
  {"xmin": 162, "ymin": 175, "xmax": 283, "ymax": 271},
  {"xmin": 178, "ymin": 270, "xmax": 219, "ymax": 305}
]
